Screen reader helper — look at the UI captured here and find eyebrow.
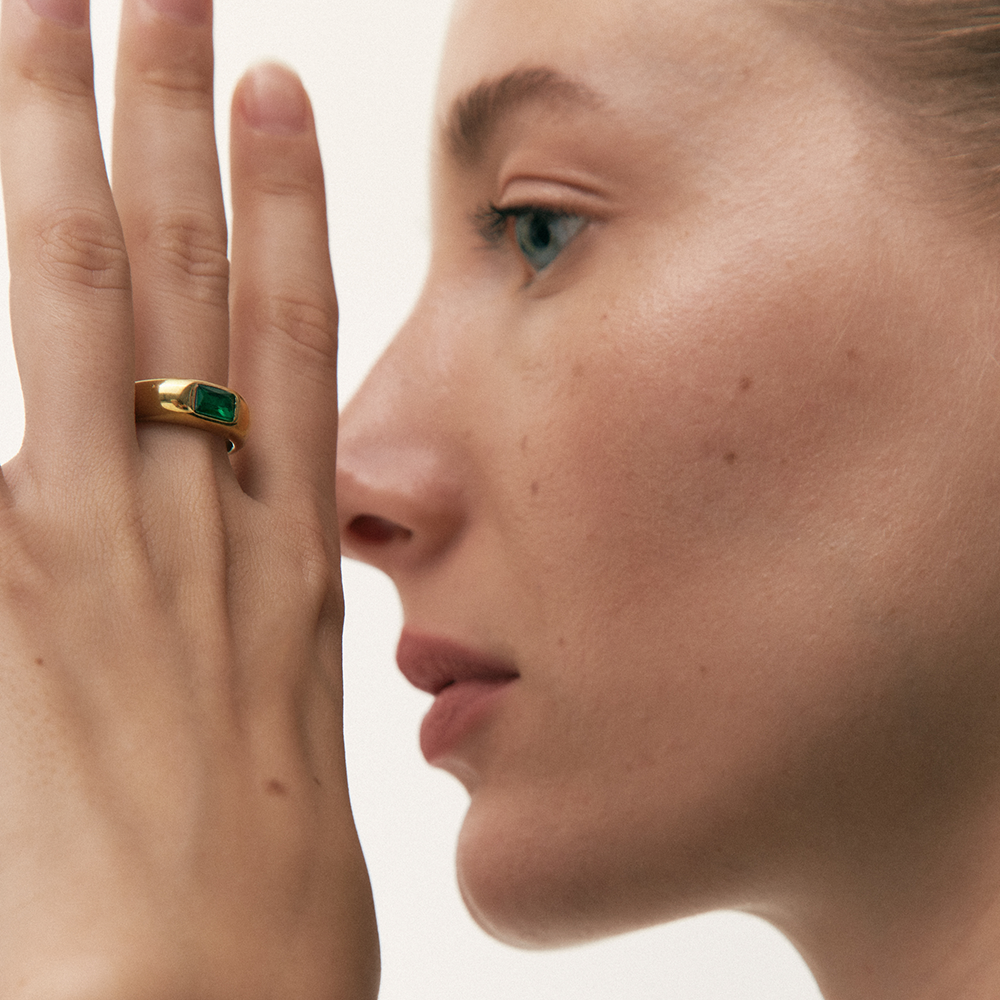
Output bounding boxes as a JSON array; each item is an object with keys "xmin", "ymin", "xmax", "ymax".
[{"xmin": 443, "ymin": 67, "xmax": 601, "ymax": 166}]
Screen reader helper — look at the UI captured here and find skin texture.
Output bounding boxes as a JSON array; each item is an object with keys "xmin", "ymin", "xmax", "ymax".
[
  {"xmin": 5, "ymin": 0, "xmax": 1000, "ymax": 996},
  {"xmin": 337, "ymin": 0, "xmax": 1000, "ymax": 996},
  {"xmin": 0, "ymin": 0, "xmax": 377, "ymax": 995}
]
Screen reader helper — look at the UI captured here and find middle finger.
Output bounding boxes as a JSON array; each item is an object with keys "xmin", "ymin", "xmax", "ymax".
[{"xmin": 112, "ymin": 0, "xmax": 228, "ymax": 385}]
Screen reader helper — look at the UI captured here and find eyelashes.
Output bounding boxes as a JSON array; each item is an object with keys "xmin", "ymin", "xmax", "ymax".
[
  {"xmin": 475, "ymin": 202, "xmax": 520, "ymax": 244},
  {"xmin": 474, "ymin": 203, "xmax": 587, "ymax": 273}
]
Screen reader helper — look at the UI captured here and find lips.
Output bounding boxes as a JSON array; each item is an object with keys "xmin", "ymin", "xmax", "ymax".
[{"xmin": 396, "ymin": 630, "xmax": 519, "ymax": 764}]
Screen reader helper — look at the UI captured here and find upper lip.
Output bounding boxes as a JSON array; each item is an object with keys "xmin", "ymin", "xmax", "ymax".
[{"xmin": 396, "ymin": 630, "xmax": 520, "ymax": 695}]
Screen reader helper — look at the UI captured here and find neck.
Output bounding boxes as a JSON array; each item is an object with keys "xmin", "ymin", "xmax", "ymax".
[{"xmin": 758, "ymin": 780, "xmax": 1000, "ymax": 999}]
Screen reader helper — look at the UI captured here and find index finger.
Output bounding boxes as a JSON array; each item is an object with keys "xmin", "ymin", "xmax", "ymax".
[{"xmin": 1, "ymin": 0, "xmax": 136, "ymax": 477}]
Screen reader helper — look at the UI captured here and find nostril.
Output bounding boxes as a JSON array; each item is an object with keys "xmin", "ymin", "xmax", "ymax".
[{"xmin": 347, "ymin": 514, "xmax": 414, "ymax": 545}]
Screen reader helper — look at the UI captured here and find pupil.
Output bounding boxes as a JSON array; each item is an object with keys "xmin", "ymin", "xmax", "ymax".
[{"xmin": 530, "ymin": 215, "xmax": 552, "ymax": 249}]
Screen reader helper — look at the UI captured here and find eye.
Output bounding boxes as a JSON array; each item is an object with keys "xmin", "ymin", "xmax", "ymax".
[
  {"xmin": 512, "ymin": 209, "xmax": 585, "ymax": 271},
  {"xmin": 478, "ymin": 204, "xmax": 586, "ymax": 273}
]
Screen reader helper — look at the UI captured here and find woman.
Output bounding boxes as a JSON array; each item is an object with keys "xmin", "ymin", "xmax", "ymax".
[{"xmin": 1, "ymin": 0, "xmax": 998, "ymax": 996}]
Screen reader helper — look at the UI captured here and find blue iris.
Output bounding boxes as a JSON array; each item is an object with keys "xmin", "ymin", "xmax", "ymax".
[{"xmin": 512, "ymin": 209, "xmax": 585, "ymax": 271}]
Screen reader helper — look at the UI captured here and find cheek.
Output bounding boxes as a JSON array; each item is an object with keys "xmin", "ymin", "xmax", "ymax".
[
  {"xmin": 505, "ymin": 246, "xmax": 947, "ymax": 755},
  {"xmin": 502, "ymin": 264, "xmax": 898, "ymax": 778},
  {"xmin": 451, "ymin": 245, "xmax": 951, "ymax": 939},
  {"xmin": 500, "ymin": 252, "xmax": 910, "ymax": 594}
]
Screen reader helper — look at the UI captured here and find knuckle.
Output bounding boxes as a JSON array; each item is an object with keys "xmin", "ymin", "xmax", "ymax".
[
  {"xmin": 32, "ymin": 207, "xmax": 130, "ymax": 294},
  {"xmin": 323, "ymin": 578, "xmax": 346, "ymax": 631},
  {"xmin": 17, "ymin": 40, "xmax": 95, "ymax": 104},
  {"xmin": 134, "ymin": 58, "xmax": 214, "ymax": 111},
  {"xmin": 258, "ymin": 289, "xmax": 338, "ymax": 367},
  {"xmin": 0, "ymin": 537, "xmax": 51, "ymax": 616},
  {"xmin": 286, "ymin": 516, "xmax": 340, "ymax": 615},
  {"xmin": 143, "ymin": 211, "xmax": 230, "ymax": 298},
  {"xmin": 251, "ymin": 169, "xmax": 319, "ymax": 201}
]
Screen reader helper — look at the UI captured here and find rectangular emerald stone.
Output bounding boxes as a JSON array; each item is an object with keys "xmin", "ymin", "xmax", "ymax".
[{"xmin": 193, "ymin": 384, "xmax": 237, "ymax": 424}]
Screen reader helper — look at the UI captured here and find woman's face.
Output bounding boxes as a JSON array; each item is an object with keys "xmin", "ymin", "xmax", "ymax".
[{"xmin": 337, "ymin": 0, "xmax": 1000, "ymax": 947}]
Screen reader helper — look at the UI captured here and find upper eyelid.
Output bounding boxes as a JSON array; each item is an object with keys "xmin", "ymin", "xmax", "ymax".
[{"xmin": 473, "ymin": 203, "xmax": 585, "ymax": 246}]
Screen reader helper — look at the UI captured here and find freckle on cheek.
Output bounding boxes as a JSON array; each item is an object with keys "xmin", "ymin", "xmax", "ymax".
[{"xmin": 724, "ymin": 452, "xmax": 738, "ymax": 465}]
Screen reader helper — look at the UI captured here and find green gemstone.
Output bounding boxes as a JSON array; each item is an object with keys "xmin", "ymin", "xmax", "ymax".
[{"xmin": 193, "ymin": 384, "xmax": 237, "ymax": 424}]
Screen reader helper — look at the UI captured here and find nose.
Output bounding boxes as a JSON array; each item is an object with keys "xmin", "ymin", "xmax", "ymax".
[{"xmin": 337, "ymin": 305, "xmax": 468, "ymax": 577}]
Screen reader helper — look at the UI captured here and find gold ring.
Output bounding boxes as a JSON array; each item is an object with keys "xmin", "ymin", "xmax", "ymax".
[{"xmin": 134, "ymin": 379, "xmax": 250, "ymax": 453}]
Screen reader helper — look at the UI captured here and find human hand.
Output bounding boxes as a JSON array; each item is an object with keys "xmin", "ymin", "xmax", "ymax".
[{"xmin": 0, "ymin": 0, "xmax": 377, "ymax": 996}]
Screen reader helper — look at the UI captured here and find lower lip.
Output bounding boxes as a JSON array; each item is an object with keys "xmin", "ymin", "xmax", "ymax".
[{"xmin": 419, "ymin": 678, "xmax": 516, "ymax": 764}]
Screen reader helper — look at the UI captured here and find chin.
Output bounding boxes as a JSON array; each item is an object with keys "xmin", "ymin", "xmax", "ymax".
[
  {"xmin": 455, "ymin": 810, "xmax": 584, "ymax": 949},
  {"xmin": 453, "ymin": 788, "xmax": 715, "ymax": 950}
]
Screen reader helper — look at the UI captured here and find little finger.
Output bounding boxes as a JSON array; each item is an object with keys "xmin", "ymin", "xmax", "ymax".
[{"xmin": 229, "ymin": 64, "xmax": 337, "ymax": 514}]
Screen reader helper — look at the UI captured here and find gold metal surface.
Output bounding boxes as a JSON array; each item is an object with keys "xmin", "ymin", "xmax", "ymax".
[{"xmin": 134, "ymin": 378, "xmax": 250, "ymax": 452}]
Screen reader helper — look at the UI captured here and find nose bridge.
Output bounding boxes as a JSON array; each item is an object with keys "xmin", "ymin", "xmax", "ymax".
[{"xmin": 337, "ymin": 287, "xmax": 469, "ymax": 572}]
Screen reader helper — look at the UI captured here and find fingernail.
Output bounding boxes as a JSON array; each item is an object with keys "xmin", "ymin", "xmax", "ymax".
[
  {"xmin": 25, "ymin": 0, "xmax": 88, "ymax": 28},
  {"xmin": 240, "ymin": 63, "xmax": 308, "ymax": 135},
  {"xmin": 144, "ymin": 0, "xmax": 210, "ymax": 26}
]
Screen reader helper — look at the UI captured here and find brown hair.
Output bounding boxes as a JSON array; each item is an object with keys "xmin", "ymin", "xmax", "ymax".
[{"xmin": 771, "ymin": 1, "xmax": 1000, "ymax": 219}]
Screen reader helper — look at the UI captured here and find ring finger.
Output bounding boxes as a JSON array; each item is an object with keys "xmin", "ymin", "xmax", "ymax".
[{"xmin": 112, "ymin": 0, "xmax": 228, "ymax": 386}]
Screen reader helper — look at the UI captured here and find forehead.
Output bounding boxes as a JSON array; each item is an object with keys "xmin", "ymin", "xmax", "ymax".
[
  {"xmin": 430, "ymin": 0, "xmax": 850, "ymax": 182},
  {"xmin": 436, "ymin": 0, "xmax": 787, "ymax": 116},
  {"xmin": 430, "ymin": 0, "xmax": 861, "ymax": 202}
]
